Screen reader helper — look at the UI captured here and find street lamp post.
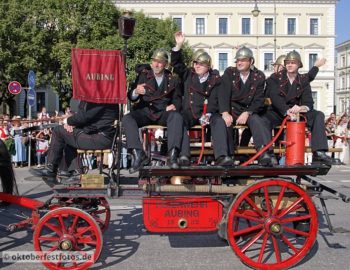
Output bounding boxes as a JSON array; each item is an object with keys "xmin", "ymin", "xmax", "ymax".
[
  {"xmin": 117, "ymin": 10, "xmax": 136, "ymax": 111},
  {"xmin": 251, "ymin": 0, "xmax": 260, "ymax": 17},
  {"xmin": 118, "ymin": 11, "xmax": 136, "ymax": 73},
  {"xmin": 252, "ymin": 0, "xmax": 260, "ymax": 67},
  {"xmin": 116, "ymin": 11, "xmax": 135, "ymax": 189}
]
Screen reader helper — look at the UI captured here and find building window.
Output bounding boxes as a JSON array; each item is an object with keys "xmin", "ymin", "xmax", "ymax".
[
  {"xmin": 265, "ymin": 18, "xmax": 273, "ymax": 35},
  {"xmin": 287, "ymin": 18, "xmax": 296, "ymax": 35},
  {"xmin": 309, "ymin": 53, "xmax": 317, "ymax": 70},
  {"xmin": 196, "ymin": 18, "xmax": 205, "ymax": 35},
  {"xmin": 173, "ymin": 17, "xmax": 182, "ymax": 31},
  {"xmin": 341, "ymin": 77, "xmax": 345, "ymax": 89},
  {"xmin": 340, "ymin": 98, "xmax": 349, "ymax": 114},
  {"xmin": 218, "ymin": 53, "xmax": 228, "ymax": 71},
  {"xmin": 218, "ymin": 18, "xmax": 228, "ymax": 34},
  {"xmin": 340, "ymin": 98, "xmax": 344, "ymax": 113},
  {"xmin": 264, "ymin": 53, "xmax": 273, "ymax": 71},
  {"xmin": 310, "ymin": 18, "xmax": 318, "ymax": 35},
  {"xmin": 341, "ymin": 56, "xmax": 346, "ymax": 68},
  {"xmin": 242, "ymin": 18, "xmax": 250, "ymax": 35}
]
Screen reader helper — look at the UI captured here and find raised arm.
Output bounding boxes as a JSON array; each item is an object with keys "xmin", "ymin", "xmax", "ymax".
[{"xmin": 171, "ymin": 32, "xmax": 188, "ymax": 79}]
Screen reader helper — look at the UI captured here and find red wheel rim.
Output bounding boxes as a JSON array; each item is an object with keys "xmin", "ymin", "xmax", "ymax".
[
  {"xmin": 90, "ymin": 197, "xmax": 110, "ymax": 232},
  {"xmin": 227, "ymin": 179, "xmax": 318, "ymax": 270},
  {"xmin": 33, "ymin": 207, "xmax": 103, "ymax": 270},
  {"xmin": 48, "ymin": 197, "xmax": 110, "ymax": 233}
]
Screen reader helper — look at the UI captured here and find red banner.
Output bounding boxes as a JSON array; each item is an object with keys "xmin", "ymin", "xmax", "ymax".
[{"xmin": 72, "ymin": 48, "xmax": 127, "ymax": 104}]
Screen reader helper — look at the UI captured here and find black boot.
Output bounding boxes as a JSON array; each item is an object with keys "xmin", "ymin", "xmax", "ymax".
[
  {"xmin": 167, "ymin": 148, "xmax": 179, "ymax": 169},
  {"xmin": 215, "ymin": 155, "xmax": 234, "ymax": 166},
  {"xmin": 29, "ymin": 164, "xmax": 59, "ymax": 187},
  {"xmin": 129, "ymin": 149, "xmax": 149, "ymax": 174},
  {"xmin": 58, "ymin": 170, "xmax": 81, "ymax": 185},
  {"xmin": 178, "ymin": 155, "xmax": 191, "ymax": 166},
  {"xmin": 60, "ymin": 175, "xmax": 81, "ymax": 185},
  {"xmin": 312, "ymin": 151, "xmax": 333, "ymax": 166},
  {"xmin": 33, "ymin": 164, "xmax": 58, "ymax": 178},
  {"xmin": 258, "ymin": 148, "xmax": 278, "ymax": 167},
  {"xmin": 57, "ymin": 169, "xmax": 81, "ymax": 178}
]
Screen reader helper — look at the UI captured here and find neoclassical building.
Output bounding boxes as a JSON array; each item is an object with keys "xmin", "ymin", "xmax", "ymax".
[
  {"xmin": 115, "ymin": 0, "xmax": 337, "ymax": 115},
  {"xmin": 335, "ymin": 40, "xmax": 350, "ymax": 115}
]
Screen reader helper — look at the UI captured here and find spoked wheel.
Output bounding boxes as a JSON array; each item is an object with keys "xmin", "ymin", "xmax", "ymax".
[
  {"xmin": 88, "ymin": 197, "xmax": 110, "ymax": 232},
  {"xmin": 48, "ymin": 197, "xmax": 111, "ymax": 233},
  {"xmin": 227, "ymin": 179, "xmax": 318, "ymax": 270},
  {"xmin": 33, "ymin": 207, "xmax": 103, "ymax": 270}
]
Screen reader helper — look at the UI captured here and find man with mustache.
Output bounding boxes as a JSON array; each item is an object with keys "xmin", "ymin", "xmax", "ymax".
[
  {"xmin": 122, "ymin": 48, "xmax": 184, "ymax": 173},
  {"xmin": 220, "ymin": 46, "xmax": 277, "ymax": 166}
]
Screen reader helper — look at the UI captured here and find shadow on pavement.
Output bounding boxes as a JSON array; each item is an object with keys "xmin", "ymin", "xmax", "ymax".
[{"xmin": 91, "ymin": 208, "xmax": 143, "ymax": 269}]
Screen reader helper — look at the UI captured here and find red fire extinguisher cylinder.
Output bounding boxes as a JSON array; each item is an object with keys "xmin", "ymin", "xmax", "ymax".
[{"xmin": 285, "ymin": 121, "xmax": 306, "ymax": 165}]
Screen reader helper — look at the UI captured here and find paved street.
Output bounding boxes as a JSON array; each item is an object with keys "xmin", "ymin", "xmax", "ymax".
[{"xmin": 1, "ymin": 166, "xmax": 350, "ymax": 270}]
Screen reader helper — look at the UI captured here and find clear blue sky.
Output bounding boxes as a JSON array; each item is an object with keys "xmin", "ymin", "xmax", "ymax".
[{"xmin": 336, "ymin": 0, "xmax": 350, "ymax": 45}]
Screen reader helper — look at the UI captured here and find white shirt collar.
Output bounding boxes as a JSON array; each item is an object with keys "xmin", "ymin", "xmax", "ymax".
[{"xmin": 198, "ymin": 72, "xmax": 209, "ymax": 83}]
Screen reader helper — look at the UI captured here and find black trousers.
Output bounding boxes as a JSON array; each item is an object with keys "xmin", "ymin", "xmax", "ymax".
[
  {"xmin": 47, "ymin": 126, "xmax": 113, "ymax": 171},
  {"xmin": 180, "ymin": 113, "xmax": 230, "ymax": 159},
  {"xmin": 262, "ymin": 109, "xmax": 328, "ymax": 151},
  {"xmin": 225, "ymin": 114, "xmax": 272, "ymax": 154},
  {"xmin": 122, "ymin": 110, "xmax": 185, "ymax": 152}
]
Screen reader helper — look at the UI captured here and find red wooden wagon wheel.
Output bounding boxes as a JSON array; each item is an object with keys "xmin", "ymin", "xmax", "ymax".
[
  {"xmin": 227, "ymin": 179, "xmax": 318, "ymax": 270},
  {"xmin": 48, "ymin": 197, "xmax": 110, "ymax": 233},
  {"xmin": 89, "ymin": 197, "xmax": 110, "ymax": 233},
  {"xmin": 33, "ymin": 207, "xmax": 103, "ymax": 270}
]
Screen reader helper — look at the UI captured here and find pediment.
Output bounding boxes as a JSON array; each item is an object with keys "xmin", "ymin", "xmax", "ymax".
[
  {"xmin": 281, "ymin": 43, "xmax": 303, "ymax": 49},
  {"xmin": 259, "ymin": 42, "xmax": 279, "ymax": 49},
  {"xmin": 304, "ymin": 43, "xmax": 325, "ymax": 49},
  {"xmin": 239, "ymin": 42, "xmax": 257, "ymax": 49},
  {"xmin": 191, "ymin": 42, "xmax": 211, "ymax": 49},
  {"xmin": 213, "ymin": 42, "xmax": 235, "ymax": 49}
]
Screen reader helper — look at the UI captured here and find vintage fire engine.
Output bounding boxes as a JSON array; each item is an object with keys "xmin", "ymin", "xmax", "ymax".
[{"xmin": 1, "ymin": 49, "xmax": 349, "ymax": 270}]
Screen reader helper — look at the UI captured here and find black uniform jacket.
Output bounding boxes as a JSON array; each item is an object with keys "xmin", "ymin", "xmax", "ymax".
[
  {"xmin": 127, "ymin": 64, "xmax": 182, "ymax": 120},
  {"xmin": 171, "ymin": 49, "xmax": 221, "ymax": 121},
  {"xmin": 219, "ymin": 66, "xmax": 266, "ymax": 117},
  {"xmin": 67, "ymin": 101, "xmax": 119, "ymax": 138},
  {"xmin": 267, "ymin": 69, "xmax": 314, "ymax": 117},
  {"xmin": 265, "ymin": 66, "xmax": 319, "ymax": 98}
]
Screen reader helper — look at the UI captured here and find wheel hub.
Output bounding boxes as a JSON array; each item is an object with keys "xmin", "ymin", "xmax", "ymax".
[
  {"xmin": 265, "ymin": 217, "xmax": 283, "ymax": 235},
  {"xmin": 59, "ymin": 236, "xmax": 75, "ymax": 251},
  {"xmin": 270, "ymin": 223, "xmax": 282, "ymax": 234}
]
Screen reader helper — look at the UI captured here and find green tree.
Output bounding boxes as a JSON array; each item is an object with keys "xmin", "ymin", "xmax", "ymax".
[{"xmin": 0, "ymin": 0, "xmax": 191, "ymax": 116}]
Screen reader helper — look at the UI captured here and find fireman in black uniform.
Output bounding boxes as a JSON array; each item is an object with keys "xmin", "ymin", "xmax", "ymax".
[
  {"xmin": 220, "ymin": 46, "xmax": 277, "ymax": 166},
  {"xmin": 241, "ymin": 55, "xmax": 326, "ymax": 146},
  {"xmin": 171, "ymin": 32, "xmax": 233, "ymax": 166},
  {"xmin": 122, "ymin": 48, "xmax": 184, "ymax": 173},
  {"xmin": 263, "ymin": 50, "xmax": 332, "ymax": 165},
  {"xmin": 265, "ymin": 54, "xmax": 326, "ymax": 98},
  {"xmin": 37, "ymin": 101, "xmax": 119, "ymax": 180}
]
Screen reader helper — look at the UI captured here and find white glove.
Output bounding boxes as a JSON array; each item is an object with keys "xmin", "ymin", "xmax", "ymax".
[{"xmin": 199, "ymin": 113, "xmax": 211, "ymax": 126}]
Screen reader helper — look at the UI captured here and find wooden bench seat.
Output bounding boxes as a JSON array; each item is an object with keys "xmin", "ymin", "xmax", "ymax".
[
  {"xmin": 77, "ymin": 149, "xmax": 113, "ymax": 173},
  {"xmin": 141, "ymin": 125, "xmax": 342, "ymax": 156},
  {"xmin": 190, "ymin": 146, "xmax": 342, "ymax": 156}
]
